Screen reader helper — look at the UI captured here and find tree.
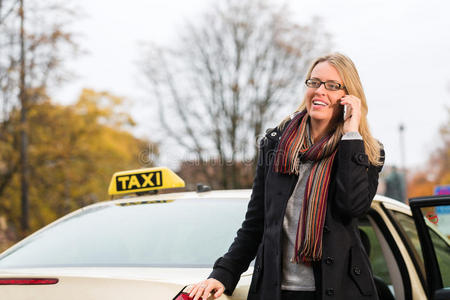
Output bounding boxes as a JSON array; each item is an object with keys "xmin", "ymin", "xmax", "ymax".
[
  {"xmin": 408, "ymin": 107, "xmax": 450, "ymax": 198},
  {"xmin": 0, "ymin": 89, "xmax": 157, "ymax": 239},
  {"xmin": 139, "ymin": 0, "xmax": 329, "ymax": 189},
  {"xmin": 0, "ymin": 0, "xmax": 79, "ymax": 229},
  {"xmin": 177, "ymin": 158, "xmax": 255, "ymax": 190}
]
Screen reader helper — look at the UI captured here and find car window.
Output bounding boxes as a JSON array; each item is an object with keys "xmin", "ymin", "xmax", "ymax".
[
  {"xmin": 428, "ymin": 226, "xmax": 450, "ymax": 287},
  {"xmin": 390, "ymin": 211, "xmax": 426, "ymax": 279},
  {"xmin": 360, "ymin": 211, "xmax": 422, "ymax": 299},
  {"xmin": 359, "ymin": 225, "xmax": 391, "ymax": 285},
  {"xmin": 0, "ymin": 198, "xmax": 248, "ymax": 268},
  {"xmin": 359, "ymin": 215, "xmax": 399, "ymax": 299},
  {"xmin": 392, "ymin": 207, "xmax": 450, "ymax": 288},
  {"xmin": 419, "ymin": 206, "xmax": 450, "ymax": 287}
]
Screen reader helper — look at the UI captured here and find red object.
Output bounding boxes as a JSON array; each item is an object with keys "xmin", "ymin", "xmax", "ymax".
[
  {"xmin": 174, "ymin": 292, "xmax": 191, "ymax": 300},
  {"xmin": 173, "ymin": 292, "xmax": 206, "ymax": 300},
  {"xmin": 0, "ymin": 278, "xmax": 59, "ymax": 285},
  {"xmin": 426, "ymin": 213, "xmax": 439, "ymax": 224}
]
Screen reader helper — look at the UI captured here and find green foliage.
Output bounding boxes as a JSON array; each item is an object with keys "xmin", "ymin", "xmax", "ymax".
[{"xmin": 0, "ymin": 89, "xmax": 157, "ymax": 237}]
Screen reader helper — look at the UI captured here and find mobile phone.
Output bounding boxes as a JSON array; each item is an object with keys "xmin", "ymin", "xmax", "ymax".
[{"xmin": 343, "ymin": 104, "xmax": 347, "ymax": 120}]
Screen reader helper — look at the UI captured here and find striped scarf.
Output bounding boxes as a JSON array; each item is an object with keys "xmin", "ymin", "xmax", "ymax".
[{"xmin": 273, "ymin": 111, "xmax": 339, "ymax": 262}]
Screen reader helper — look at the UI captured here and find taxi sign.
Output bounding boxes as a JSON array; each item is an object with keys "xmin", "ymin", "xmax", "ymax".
[{"xmin": 108, "ymin": 167, "xmax": 185, "ymax": 195}]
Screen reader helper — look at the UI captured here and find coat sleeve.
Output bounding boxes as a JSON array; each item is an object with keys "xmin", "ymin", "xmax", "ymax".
[
  {"xmin": 333, "ymin": 139, "xmax": 385, "ymax": 219},
  {"xmin": 208, "ymin": 137, "xmax": 268, "ymax": 295}
]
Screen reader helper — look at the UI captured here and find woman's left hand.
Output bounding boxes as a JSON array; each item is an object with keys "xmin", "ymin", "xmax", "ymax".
[{"xmin": 340, "ymin": 95, "xmax": 362, "ymax": 134}]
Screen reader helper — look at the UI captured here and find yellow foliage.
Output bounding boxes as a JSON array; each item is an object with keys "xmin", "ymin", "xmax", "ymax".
[{"xmin": 0, "ymin": 89, "xmax": 157, "ymax": 236}]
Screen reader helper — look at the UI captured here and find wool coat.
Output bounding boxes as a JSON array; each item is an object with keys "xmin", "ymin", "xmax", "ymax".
[{"xmin": 209, "ymin": 124, "xmax": 384, "ymax": 300}]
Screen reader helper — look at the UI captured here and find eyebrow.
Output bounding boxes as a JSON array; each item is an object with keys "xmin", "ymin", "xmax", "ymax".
[
  {"xmin": 310, "ymin": 77, "xmax": 342, "ymax": 84},
  {"xmin": 310, "ymin": 77, "xmax": 342, "ymax": 83}
]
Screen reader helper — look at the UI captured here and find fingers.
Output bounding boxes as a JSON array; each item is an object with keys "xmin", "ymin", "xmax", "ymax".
[
  {"xmin": 204, "ymin": 280, "xmax": 225, "ymax": 299},
  {"xmin": 340, "ymin": 95, "xmax": 361, "ymax": 114},
  {"xmin": 187, "ymin": 279, "xmax": 225, "ymax": 300},
  {"xmin": 340, "ymin": 95, "xmax": 362, "ymax": 133},
  {"xmin": 202, "ymin": 284, "xmax": 214, "ymax": 300},
  {"xmin": 187, "ymin": 283, "xmax": 200, "ymax": 300},
  {"xmin": 190, "ymin": 282, "xmax": 206, "ymax": 300},
  {"xmin": 187, "ymin": 282, "xmax": 202, "ymax": 300},
  {"xmin": 214, "ymin": 285, "xmax": 225, "ymax": 298}
]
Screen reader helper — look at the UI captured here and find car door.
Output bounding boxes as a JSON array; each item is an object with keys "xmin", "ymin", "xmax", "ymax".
[{"xmin": 409, "ymin": 195, "xmax": 450, "ymax": 300}]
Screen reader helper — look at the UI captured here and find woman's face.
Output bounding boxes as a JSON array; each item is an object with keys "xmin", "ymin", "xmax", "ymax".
[{"xmin": 305, "ymin": 61, "xmax": 346, "ymax": 125}]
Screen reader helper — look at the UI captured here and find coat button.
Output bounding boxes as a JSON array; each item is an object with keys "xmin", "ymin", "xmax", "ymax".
[
  {"xmin": 271, "ymin": 132, "xmax": 277, "ymax": 137},
  {"xmin": 255, "ymin": 265, "xmax": 261, "ymax": 272},
  {"xmin": 353, "ymin": 153, "xmax": 369, "ymax": 167},
  {"xmin": 325, "ymin": 288, "xmax": 335, "ymax": 296},
  {"xmin": 325, "ymin": 256, "xmax": 334, "ymax": 265},
  {"xmin": 353, "ymin": 266, "xmax": 361, "ymax": 275},
  {"xmin": 323, "ymin": 225, "xmax": 330, "ymax": 233}
]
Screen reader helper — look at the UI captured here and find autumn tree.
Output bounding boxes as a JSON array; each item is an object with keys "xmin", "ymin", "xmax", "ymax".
[
  {"xmin": 0, "ymin": 0, "xmax": 79, "ymax": 230},
  {"xmin": 0, "ymin": 89, "xmax": 157, "ymax": 242},
  {"xmin": 139, "ymin": 0, "xmax": 329, "ymax": 189},
  {"xmin": 408, "ymin": 107, "xmax": 450, "ymax": 198}
]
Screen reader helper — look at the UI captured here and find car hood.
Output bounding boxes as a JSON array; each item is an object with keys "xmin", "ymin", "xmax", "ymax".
[{"xmin": 0, "ymin": 267, "xmax": 252, "ymax": 300}]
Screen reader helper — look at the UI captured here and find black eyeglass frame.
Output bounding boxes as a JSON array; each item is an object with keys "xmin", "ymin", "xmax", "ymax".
[{"xmin": 305, "ymin": 78, "xmax": 346, "ymax": 91}]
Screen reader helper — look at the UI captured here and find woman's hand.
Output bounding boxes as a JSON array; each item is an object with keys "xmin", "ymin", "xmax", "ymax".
[
  {"xmin": 187, "ymin": 278, "xmax": 225, "ymax": 300},
  {"xmin": 340, "ymin": 95, "xmax": 362, "ymax": 134}
]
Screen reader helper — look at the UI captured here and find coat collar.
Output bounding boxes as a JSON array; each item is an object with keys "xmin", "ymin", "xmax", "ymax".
[
  {"xmin": 264, "ymin": 117, "xmax": 295, "ymax": 143},
  {"xmin": 264, "ymin": 127, "xmax": 281, "ymax": 142}
]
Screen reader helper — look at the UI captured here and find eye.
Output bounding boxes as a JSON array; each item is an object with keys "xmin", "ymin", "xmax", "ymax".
[
  {"xmin": 325, "ymin": 81, "xmax": 341, "ymax": 90},
  {"xmin": 306, "ymin": 79, "xmax": 321, "ymax": 88}
]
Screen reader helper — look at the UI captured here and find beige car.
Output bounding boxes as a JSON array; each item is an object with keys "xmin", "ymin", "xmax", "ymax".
[
  {"xmin": 358, "ymin": 195, "xmax": 449, "ymax": 300},
  {"xmin": 0, "ymin": 167, "xmax": 448, "ymax": 300}
]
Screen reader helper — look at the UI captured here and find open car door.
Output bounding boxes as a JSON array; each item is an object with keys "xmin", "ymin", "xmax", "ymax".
[{"xmin": 409, "ymin": 195, "xmax": 450, "ymax": 300}]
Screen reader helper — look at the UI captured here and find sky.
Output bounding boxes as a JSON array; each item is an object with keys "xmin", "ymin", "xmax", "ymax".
[{"xmin": 51, "ymin": 0, "xmax": 450, "ymax": 171}]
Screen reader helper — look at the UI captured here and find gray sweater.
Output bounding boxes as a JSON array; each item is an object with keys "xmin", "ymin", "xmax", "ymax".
[{"xmin": 281, "ymin": 131, "xmax": 362, "ymax": 291}]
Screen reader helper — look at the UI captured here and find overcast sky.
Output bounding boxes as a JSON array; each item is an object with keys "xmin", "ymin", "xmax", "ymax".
[{"xmin": 51, "ymin": 0, "xmax": 450, "ymax": 171}]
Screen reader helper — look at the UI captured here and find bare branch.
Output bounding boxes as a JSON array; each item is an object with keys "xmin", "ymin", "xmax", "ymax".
[{"xmin": 138, "ymin": 0, "xmax": 330, "ymax": 188}]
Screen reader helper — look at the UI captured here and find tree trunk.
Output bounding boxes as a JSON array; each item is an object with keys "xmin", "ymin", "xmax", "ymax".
[{"xmin": 19, "ymin": 0, "xmax": 29, "ymax": 231}]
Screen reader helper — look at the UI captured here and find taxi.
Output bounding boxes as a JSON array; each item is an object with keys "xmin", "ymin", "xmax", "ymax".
[{"xmin": 0, "ymin": 167, "xmax": 448, "ymax": 300}]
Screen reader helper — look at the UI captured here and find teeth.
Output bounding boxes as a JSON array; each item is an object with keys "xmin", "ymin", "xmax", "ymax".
[{"xmin": 313, "ymin": 100, "xmax": 327, "ymax": 106}]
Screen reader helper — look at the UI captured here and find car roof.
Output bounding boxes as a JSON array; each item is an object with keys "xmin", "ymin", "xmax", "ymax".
[
  {"xmin": 373, "ymin": 194, "xmax": 411, "ymax": 214},
  {"xmin": 92, "ymin": 189, "xmax": 253, "ymax": 208},
  {"xmin": 85, "ymin": 189, "xmax": 409, "ymax": 212}
]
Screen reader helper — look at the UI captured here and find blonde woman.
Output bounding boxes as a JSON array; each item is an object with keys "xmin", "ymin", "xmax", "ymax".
[{"xmin": 189, "ymin": 53, "xmax": 384, "ymax": 300}]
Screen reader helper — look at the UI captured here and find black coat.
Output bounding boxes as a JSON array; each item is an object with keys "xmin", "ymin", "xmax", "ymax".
[{"xmin": 209, "ymin": 125, "xmax": 384, "ymax": 300}]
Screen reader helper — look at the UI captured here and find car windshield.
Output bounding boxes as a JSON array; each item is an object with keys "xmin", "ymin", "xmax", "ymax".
[{"xmin": 0, "ymin": 198, "xmax": 248, "ymax": 268}]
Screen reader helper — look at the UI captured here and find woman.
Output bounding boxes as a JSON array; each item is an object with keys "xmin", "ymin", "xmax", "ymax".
[{"xmin": 188, "ymin": 53, "xmax": 384, "ymax": 300}]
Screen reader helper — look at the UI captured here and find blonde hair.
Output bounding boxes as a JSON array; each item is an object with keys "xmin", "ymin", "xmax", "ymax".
[{"xmin": 280, "ymin": 53, "xmax": 382, "ymax": 166}]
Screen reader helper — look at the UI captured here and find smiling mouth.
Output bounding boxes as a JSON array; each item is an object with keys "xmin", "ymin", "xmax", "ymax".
[{"xmin": 312, "ymin": 100, "xmax": 327, "ymax": 107}]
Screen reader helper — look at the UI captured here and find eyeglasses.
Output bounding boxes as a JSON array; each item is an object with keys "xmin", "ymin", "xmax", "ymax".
[{"xmin": 305, "ymin": 78, "xmax": 345, "ymax": 91}]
